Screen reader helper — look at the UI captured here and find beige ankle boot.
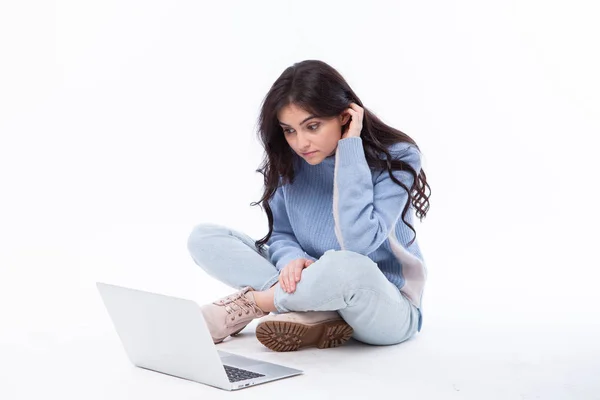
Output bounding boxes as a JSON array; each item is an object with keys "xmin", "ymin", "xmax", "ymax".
[
  {"xmin": 201, "ymin": 287, "xmax": 268, "ymax": 344},
  {"xmin": 255, "ymin": 311, "xmax": 353, "ymax": 352}
]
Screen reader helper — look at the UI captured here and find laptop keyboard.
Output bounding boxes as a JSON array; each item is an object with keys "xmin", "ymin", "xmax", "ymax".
[{"xmin": 223, "ymin": 365, "xmax": 265, "ymax": 382}]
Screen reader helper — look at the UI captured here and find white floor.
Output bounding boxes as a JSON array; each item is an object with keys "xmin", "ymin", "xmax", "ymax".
[{"xmin": 1, "ymin": 223, "xmax": 598, "ymax": 400}]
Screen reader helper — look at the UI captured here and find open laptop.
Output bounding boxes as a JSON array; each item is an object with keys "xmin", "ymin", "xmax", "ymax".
[{"xmin": 96, "ymin": 282, "xmax": 303, "ymax": 391}]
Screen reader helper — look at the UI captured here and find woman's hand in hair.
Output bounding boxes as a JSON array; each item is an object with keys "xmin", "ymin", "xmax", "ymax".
[
  {"xmin": 340, "ymin": 102, "xmax": 364, "ymax": 140},
  {"xmin": 279, "ymin": 258, "xmax": 314, "ymax": 293}
]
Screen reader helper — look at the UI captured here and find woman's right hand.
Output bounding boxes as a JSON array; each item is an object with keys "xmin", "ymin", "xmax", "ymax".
[{"xmin": 279, "ymin": 258, "xmax": 314, "ymax": 293}]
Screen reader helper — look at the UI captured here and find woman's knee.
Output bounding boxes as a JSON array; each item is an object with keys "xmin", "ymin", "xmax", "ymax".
[
  {"xmin": 316, "ymin": 250, "xmax": 382, "ymax": 283},
  {"xmin": 353, "ymin": 327, "xmax": 416, "ymax": 346},
  {"xmin": 342, "ymin": 299, "xmax": 420, "ymax": 346},
  {"xmin": 187, "ymin": 223, "xmax": 227, "ymax": 250}
]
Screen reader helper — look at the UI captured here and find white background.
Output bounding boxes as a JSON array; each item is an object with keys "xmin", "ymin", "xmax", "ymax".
[{"xmin": 1, "ymin": 1, "xmax": 599, "ymax": 399}]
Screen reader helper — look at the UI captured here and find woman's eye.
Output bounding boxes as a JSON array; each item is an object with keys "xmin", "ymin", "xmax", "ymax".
[{"xmin": 282, "ymin": 124, "xmax": 318, "ymax": 134}]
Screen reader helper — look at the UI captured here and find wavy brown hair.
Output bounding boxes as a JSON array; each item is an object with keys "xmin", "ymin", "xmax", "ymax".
[{"xmin": 250, "ymin": 60, "xmax": 431, "ymax": 251}]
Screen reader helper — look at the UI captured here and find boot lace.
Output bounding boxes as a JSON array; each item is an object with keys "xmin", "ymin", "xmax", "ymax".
[{"xmin": 214, "ymin": 289, "xmax": 263, "ymax": 322}]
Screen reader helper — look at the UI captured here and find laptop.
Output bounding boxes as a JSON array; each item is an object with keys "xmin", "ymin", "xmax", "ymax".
[{"xmin": 96, "ymin": 282, "xmax": 303, "ymax": 391}]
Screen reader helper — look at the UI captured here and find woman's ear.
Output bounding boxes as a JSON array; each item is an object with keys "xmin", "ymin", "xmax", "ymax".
[{"xmin": 340, "ymin": 112, "xmax": 351, "ymax": 125}]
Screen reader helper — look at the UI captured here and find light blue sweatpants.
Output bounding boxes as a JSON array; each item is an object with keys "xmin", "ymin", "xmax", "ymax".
[{"xmin": 186, "ymin": 223, "xmax": 420, "ymax": 346}]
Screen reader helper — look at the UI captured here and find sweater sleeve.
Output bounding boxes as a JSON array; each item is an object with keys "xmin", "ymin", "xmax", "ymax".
[
  {"xmin": 332, "ymin": 137, "xmax": 421, "ymax": 255},
  {"xmin": 267, "ymin": 183, "xmax": 317, "ymax": 271}
]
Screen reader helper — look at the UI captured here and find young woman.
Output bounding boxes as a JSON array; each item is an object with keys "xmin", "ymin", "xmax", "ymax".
[{"xmin": 187, "ymin": 60, "xmax": 430, "ymax": 352}]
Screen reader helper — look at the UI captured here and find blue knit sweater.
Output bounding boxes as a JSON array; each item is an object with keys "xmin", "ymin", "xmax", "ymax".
[{"xmin": 267, "ymin": 137, "xmax": 427, "ymax": 317}]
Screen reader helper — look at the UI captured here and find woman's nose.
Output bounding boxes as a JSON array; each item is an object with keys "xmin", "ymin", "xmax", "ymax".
[{"xmin": 296, "ymin": 133, "xmax": 310, "ymax": 148}]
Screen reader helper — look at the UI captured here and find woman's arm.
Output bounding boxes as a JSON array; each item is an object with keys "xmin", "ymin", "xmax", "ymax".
[
  {"xmin": 333, "ymin": 137, "xmax": 421, "ymax": 255},
  {"xmin": 267, "ymin": 184, "xmax": 316, "ymax": 271}
]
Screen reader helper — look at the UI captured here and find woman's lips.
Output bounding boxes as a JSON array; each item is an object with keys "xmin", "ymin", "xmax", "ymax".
[{"xmin": 302, "ymin": 151, "xmax": 318, "ymax": 156}]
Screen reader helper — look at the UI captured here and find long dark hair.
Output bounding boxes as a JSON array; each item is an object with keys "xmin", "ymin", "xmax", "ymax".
[{"xmin": 250, "ymin": 60, "xmax": 431, "ymax": 252}]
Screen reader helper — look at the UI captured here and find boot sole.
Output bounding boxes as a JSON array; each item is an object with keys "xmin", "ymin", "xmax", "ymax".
[
  {"xmin": 255, "ymin": 318, "xmax": 353, "ymax": 352},
  {"xmin": 213, "ymin": 325, "xmax": 247, "ymax": 344}
]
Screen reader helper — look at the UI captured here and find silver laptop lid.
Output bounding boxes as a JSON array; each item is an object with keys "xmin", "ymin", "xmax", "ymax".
[{"xmin": 96, "ymin": 282, "xmax": 230, "ymax": 389}]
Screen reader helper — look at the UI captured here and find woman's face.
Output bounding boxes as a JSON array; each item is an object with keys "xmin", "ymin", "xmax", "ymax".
[{"xmin": 277, "ymin": 103, "xmax": 350, "ymax": 164}]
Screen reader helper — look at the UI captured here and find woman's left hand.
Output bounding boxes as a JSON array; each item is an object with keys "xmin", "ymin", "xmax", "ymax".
[{"xmin": 340, "ymin": 102, "xmax": 364, "ymax": 140}]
